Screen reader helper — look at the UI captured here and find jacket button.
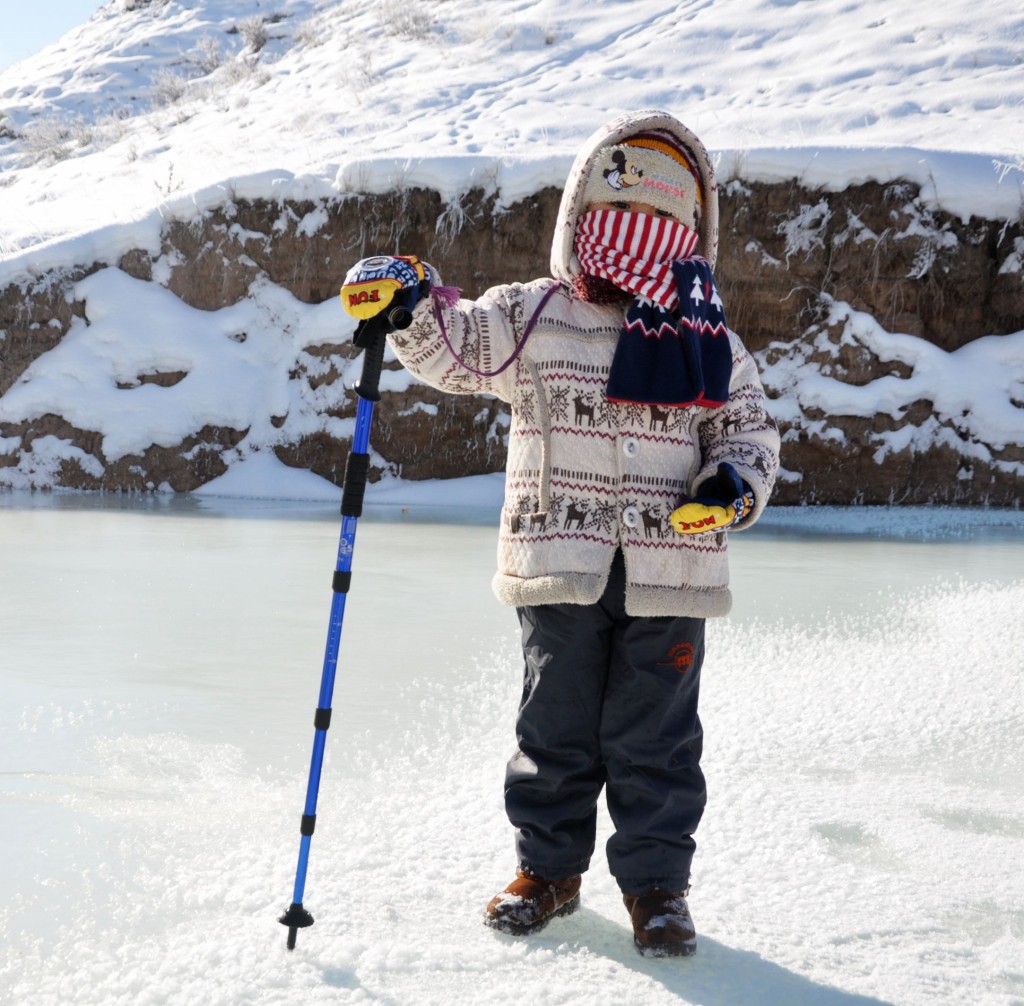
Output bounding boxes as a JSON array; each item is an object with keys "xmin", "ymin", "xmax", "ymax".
[
  {"xmin": 622, "ymin": 505, "xmax": 640, "ymax": 528},
  {"xmin": 622, "ymin": 437, "xmax": 640, "ymax": 457}
]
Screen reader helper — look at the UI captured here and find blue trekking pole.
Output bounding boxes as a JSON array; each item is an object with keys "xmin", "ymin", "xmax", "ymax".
[{"xmin": 279, "ymin": 256, "xmax": 428, "ymax": 951}]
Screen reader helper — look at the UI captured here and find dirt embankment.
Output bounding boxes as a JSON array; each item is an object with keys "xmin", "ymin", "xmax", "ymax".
[{"xmin": 2, "ymin": 178, "xmax": 1022, "ymax": 503}]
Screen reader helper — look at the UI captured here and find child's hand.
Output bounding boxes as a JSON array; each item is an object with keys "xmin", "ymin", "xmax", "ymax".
[
  {"xmin": 340, "ymin": 255, "xmax": 431, "ymax": 346},
  {"xmin": 670, "ymin": 462, "xmax": 753, "ymax": 535}
]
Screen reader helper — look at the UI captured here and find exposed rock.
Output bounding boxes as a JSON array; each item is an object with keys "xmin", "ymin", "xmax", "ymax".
[
  {"xmin": 0, "ymin": 412, "xmax": 245, "ymax": 490},
  {"xmin": 2, "ymin": 177, "xmax": 1022, "ymax": 505},
  {"xmin": 0, "ymin": 267, "xmax": 96, "ymax": 397}
]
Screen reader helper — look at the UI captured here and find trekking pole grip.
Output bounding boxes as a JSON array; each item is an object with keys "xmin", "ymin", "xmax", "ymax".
[
  {"xmin": 353, "ymin": 331, "xmax": 386, "ymax": 402},
  {"xmin": 354, "ymin": 303, "xmax": 412, "ymax": 402}
]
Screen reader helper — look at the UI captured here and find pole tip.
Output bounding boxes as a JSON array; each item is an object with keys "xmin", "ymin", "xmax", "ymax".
[{"xmin": 279, "ymin": 902, "xmax": 315, "ymax": 950}]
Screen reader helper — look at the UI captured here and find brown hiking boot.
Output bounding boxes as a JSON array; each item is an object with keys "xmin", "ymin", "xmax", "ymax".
[
  {"xmin": 484, "ymin": 869, "xmax": 582, "ymax": 935},
  {"xmin": 623, "ymin": 889, "xmax": 697, "ymax": 957}
]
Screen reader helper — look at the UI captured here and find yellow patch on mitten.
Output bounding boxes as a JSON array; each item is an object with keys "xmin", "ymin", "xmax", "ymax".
[
  {"xmin": 340, "ymin": 277, "xmax": 404, "ymax": 319},
  {"xmin": 339, "ymin": 255, "xmax": 428, "ymax": 320},
  {"xmin": 670, "ymin": 501, "xmax": 737, "ymax": 535}
]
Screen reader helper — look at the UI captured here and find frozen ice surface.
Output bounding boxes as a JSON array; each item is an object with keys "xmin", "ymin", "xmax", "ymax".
[{"xmin": 1, "ymin": 491, "xmax": 1022, "ymax": 1005}]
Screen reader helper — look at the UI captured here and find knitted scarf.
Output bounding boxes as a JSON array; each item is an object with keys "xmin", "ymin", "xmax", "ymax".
[{"xmin": 574, "ymin": 208, "xmax": 732, "ymax": 409}]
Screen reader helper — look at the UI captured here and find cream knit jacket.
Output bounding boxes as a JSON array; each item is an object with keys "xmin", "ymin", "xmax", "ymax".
[{"xmin": 388, "ymin": 110, "xmax": 780, "ymax": 617}]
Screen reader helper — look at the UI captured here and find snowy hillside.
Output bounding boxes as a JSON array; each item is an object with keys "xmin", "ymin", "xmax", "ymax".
[
  {"xmin": 1, "ymin": 0, "xmax": 1024, "ymax": 502},
  {"xmin": 2, "ymin": 0, "xmax": 1024, "ymax": 264}
]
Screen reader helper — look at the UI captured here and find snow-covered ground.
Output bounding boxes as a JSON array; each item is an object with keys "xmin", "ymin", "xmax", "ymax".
[{"xmin": 2, "ymin": 491, "xmax": 1023, "ymax": 1005}]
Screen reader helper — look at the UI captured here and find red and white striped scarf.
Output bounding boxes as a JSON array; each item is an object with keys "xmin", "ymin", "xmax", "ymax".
[
  {"xmin": 572, "ymin": 207, "xmax": 732, "ymax": 409},
  {"xmin": 574, "ymin": 208, "xmax": 699, "ymax": 308}
]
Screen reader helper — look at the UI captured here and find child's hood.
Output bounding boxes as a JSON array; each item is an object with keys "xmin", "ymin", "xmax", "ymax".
[{"xmin": 549, "ymin": 109, "xmax": 720, "ymax": 281}]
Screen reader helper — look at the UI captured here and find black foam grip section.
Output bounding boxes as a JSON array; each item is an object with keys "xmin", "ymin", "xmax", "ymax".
[
  {"xmin": 314, "ymin": 707, "xmax": 332, "ymax": 731},
  {"xmin": 332, "ymin": 569, "xmax": 351, "ymax": 594},
  {"xmin": 301, "ymin": 814, "xmax": 316, "ymax": 837},
  {"xmin": 341, "ymin": 452, "xmax": 370, "ymax": 517}
]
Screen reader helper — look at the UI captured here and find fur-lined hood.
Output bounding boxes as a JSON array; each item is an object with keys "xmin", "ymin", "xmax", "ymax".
[{"xmin": 549, "ymin": 109, "xmax": 720, "ymax": 278}]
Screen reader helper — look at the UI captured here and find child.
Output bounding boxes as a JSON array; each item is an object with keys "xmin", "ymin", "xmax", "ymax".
[{"xmin": 342, "ymin": 109, "xmax": 780, "ymax": 957}]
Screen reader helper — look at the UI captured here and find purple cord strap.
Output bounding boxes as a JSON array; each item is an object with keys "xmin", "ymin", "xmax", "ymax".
[{"xmin": 431, "ymin": 281, "xmax": 562, "ymax": 379}]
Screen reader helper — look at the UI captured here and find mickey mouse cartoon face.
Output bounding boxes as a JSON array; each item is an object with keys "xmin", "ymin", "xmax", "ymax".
[{"xmin": 602, "ymin": 150, "xmax": 644, "ymax": 191}]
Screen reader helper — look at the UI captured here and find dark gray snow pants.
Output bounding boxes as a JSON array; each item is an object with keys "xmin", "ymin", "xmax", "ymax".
[{"xmin": 506, "ymin": 551, "xmax": 707, "ymax": 895}]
